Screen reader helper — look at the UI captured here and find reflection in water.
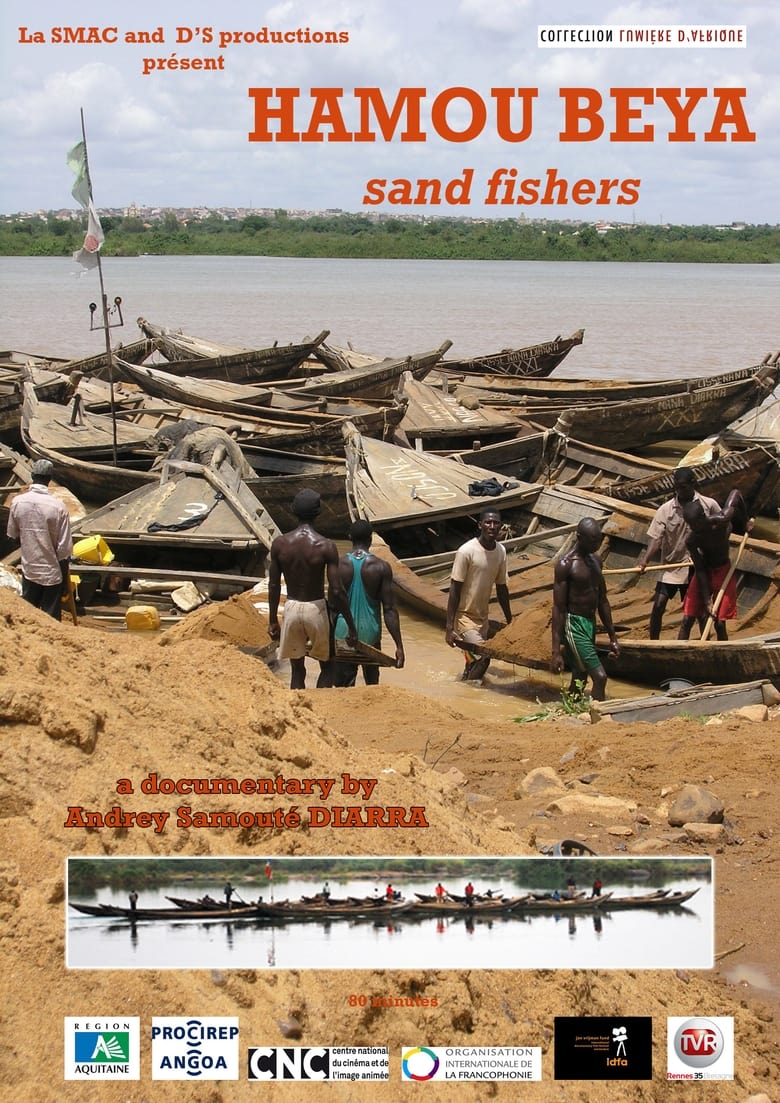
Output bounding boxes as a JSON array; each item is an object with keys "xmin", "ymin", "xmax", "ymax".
[{"xmin": 69, "ymin": 888, "xmax": 709, "ymax": 972}]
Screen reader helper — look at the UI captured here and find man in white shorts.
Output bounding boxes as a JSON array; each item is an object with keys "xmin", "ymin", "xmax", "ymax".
[
  {"xmin": 445, "ymin": 507, "xmax": 512, "ymax": 681},
  {"xmin": 268, "ymin": 489, "xmax": 357, "ymax": 688}
]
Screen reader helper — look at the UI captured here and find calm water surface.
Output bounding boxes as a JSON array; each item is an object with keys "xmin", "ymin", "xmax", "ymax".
[{"xmin": 2, "ymin": 256, "xmax": 778, "ymax": 375}]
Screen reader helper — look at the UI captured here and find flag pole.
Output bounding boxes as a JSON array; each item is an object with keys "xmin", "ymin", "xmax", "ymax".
[{"xmin": 79, "ymin": 109, "xmax": 119, "ymax": 466}]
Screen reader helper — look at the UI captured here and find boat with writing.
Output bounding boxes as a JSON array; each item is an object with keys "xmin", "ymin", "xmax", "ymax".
[
  {"xmin": 435, "ymin": 329, "xmax": 585, "ymax": 378},
  {"xmin": 395, "ymin": 374, "xmax": 539, "ymax": 449},
  {"xmin": 423, "ymin": 360, "xmax": 780, "ymax": 451},
  {"xmin": 431, "ymin": 356, "xmax": 779, "ymax": 403},
  {"xmin": 73, "ymin": 452, "xmax": 282, "ymax": 577},
  {"xmin": 425, "ymin": 359, "xmax": 780, "ymax": 451},
  {"xmin": 543, "ymin": 361, "xmax": 779, "ymax": 450},
  {"xmin": 137, "ymin": 318, "xmax": 330, "ymax": 381}
]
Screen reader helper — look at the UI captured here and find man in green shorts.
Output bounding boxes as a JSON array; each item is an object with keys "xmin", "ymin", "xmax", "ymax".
[{"xmin": 550, "ymin": 517, "xmax": 620, "ymax": 701}]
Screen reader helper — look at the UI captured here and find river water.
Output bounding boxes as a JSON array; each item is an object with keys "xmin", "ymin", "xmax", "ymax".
[
  {"xmin": 2, "ymin": 255, "xmax": 779, "ymax": 374},
  {"xmin": 3, "ymin": 256, "xmax": 778, "ymax": 714}
]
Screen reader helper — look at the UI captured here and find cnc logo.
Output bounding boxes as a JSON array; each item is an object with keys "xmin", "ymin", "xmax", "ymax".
[
  {"xmin": 554, "ymin": 1017, "xmax": 652, "ymax": 1079},
  {"xmin": 667, "ymin": 1018, "xmax": 734, "ymax": 1080},
  {"xmin": 248, "ymin": 1047, "xmax": 329, "ymax": 1080},
  {"xmin": 151, "ymin": 1017, "xmax": 239, "ymax": 1080},
  {"xmin": 64, "ymin": 1017, "xmax": 140, "ymax": 1080},
  {"xmin": 248, "ymin": 1046, "xmax": 389, "ymax": 1081}
]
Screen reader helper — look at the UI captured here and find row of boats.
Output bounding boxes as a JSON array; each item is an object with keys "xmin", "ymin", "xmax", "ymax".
[
  {"xmin": 69, "ymin": 887, "xmax": 700, "ymax": 923},
  {"xmin": 2, "ymin": 321, "xmax": 780, "ymax": 689}
]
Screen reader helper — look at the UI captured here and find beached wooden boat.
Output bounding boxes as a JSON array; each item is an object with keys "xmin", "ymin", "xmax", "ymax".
[
  {"xmin": 0, "ymin": 364, "xmax": 73, "ymax": 438},
  {"xmin": 433, "ymin": 359, "xmax": 778, "ymax": 403},
  {"xmin": 437, "ymin": 329, "xmax": 585, "ymax": 378},
  {"xmin": 545, "ymin": 362, "xmax": 779, "ymax": 449},
  {"xmin": 57, "ymin": 337, "xmax": 159, "ymax": 378},
  {"xmin": 115, "ymin": 359, "xmax": 409, "ymax": 435},
  {"xmin": 74, "ymin": 456, "xmax": 282, "ymax": 576},
  {"xmin": 276, "ymin": 339, "xmax": 453, "ymax": 400},
  {"xmin": 591, "ymin": 679, "xmax": 778, "ymax": 724},
  {"xmin": 344, "ymin": 421, "xmax": 540, "ymax": 544},
  {"xmin": 0, "ymin": 443, "xmax": 86, "ymax": 551},
  {"xmin": 137, "ymin": 319, "xmax": 330, "ymax": 381},
  {"xmin": 451, "ymin": 431, "xmax": 779, "ymax": 514},
  {"xmin": 396, "ymin": 374, "xmax": 538, "ymax": 448}
]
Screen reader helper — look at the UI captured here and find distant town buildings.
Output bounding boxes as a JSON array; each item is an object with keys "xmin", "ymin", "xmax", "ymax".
[{"xmin": 0, "ymin": 205, "xmax": 759, "ymax": 232}]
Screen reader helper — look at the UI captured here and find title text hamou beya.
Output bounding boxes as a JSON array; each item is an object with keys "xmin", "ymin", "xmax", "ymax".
[{"xmin": 247, "ymin": 87, "xmax": 755, "ymax": 143}]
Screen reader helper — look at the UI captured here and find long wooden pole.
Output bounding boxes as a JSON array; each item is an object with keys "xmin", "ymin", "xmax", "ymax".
[
  {"xmin": 602, "ymin": 560, "xmax": 691, "ymax": 576},
  {"xmin": 699, "ymin": 530, "xmax": 750, "ymax": 643}
]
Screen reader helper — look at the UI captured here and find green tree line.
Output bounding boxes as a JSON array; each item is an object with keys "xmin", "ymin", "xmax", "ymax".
[
  {"xmin": 68, "ymin": 856, "xmax": 710, "ymax": 893},
  {"xmin": 3, "ymin": 212, "xmax": 779, "ymax": 262}
]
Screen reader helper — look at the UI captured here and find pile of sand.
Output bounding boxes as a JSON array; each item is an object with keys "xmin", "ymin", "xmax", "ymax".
[{"xmin": 0, "ymin": 589, "xmax": 776, "ymax": 1101}]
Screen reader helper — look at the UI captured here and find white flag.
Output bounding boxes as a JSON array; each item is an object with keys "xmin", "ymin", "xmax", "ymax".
[
  {"xmin": 66, "ymin": 141, "xmax": 90, "ymax": 208},
  {"xmin": 72, "ymin": 200, "xmax": 104, "ymax": 270}
]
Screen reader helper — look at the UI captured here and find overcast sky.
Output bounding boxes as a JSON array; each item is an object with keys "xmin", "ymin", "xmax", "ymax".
[{"xmin": 1, "ymin": 0, "xmax": 777, "ymax": 224}]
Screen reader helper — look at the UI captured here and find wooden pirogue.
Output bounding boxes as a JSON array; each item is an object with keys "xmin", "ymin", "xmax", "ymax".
[
  {"xmin": 69, "ymin": 899, "xmax": 414, "ymax": 922},
  {"xmin": 70, "ymin": 888, "xmax": 699, "ymax": 922}
]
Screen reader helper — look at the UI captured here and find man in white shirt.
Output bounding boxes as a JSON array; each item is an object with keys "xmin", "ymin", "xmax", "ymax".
[
  {"xmin": 445, "ymin": 507, "xmax": 512, "ymax": 681},
  {"xmin": 636, "ymin": 467, "xmax": 720, "ymax": 638},
  {"xmin": 7, "ymin": 459, "xmax": 73, "ymax": 620}
]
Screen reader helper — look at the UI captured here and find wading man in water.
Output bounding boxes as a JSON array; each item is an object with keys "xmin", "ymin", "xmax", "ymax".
[
  {"xmin": 268, "ymin": 489, "xmax": 357, "ymax": 689},
  {"xmin": 445, "ymin": 507, "xmax": 512, "ymax": 681},
  {"xmin": 332, "ymin": 519, "xmax": 405, "ymax": 686},
  {"xmin": 551, "ymin": 517, "xmax": 620, "ymax": 702},
  {"xmin": 678, "ymin": 488, "xmax": 750, "ymax": 641}
]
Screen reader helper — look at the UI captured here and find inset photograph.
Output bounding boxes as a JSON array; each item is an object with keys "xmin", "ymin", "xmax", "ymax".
[{"xmin": 67, "ymin": 855, "xmax": 713, "ymax": 971}]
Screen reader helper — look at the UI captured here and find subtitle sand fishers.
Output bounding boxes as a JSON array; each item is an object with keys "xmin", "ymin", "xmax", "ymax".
[
  {"xmin": 267, "ymin": 489, "xmax": 357, "ymax": 689},
  {"xmin": 551, "ymin": 517, "xmax": 620, "ymax": 702},
  {"xmin": 636, "ymin": 467, "xmax": 720, "ymax": 638},
  {"xmin": 445, "ymin": 507, "xmax": 512, "ymax": 682},
  {"xmin": 679, "ymin": 488, "xmax": 751, "ymax": 642}
]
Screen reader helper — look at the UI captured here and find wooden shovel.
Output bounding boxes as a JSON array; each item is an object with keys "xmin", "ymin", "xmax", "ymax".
[{"xmin": 699, "ymin": 530, "xmax": 750, "ymax": 643}]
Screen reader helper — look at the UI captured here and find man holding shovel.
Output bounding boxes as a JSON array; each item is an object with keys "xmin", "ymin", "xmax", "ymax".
[
  {"xmin": 636, "ymin": 468, "xmax": 720, "ymax": 638},
  {"xmin": 678, "ymin": 489, "xmax": 750, "ymax": 641}
]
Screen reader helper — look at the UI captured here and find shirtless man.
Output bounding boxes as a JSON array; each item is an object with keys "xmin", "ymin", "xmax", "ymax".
[
  {"xmin": 332, "ymin": 519, "xmax": 405, "ymax": 687},
  {"xmin": 551, "ymin": 517, "xmax": 620, "ymax": 702},
  {"xmin": 678, "ymin": 489, "xmax": 749, "ymax": 641},
  {"xmin": 267, "ymin": 489, "xmax": 357, "ymax": 689}
]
